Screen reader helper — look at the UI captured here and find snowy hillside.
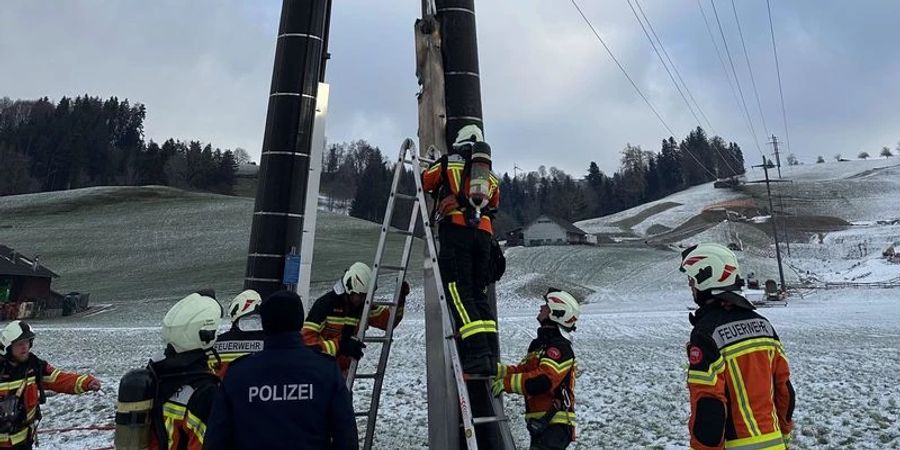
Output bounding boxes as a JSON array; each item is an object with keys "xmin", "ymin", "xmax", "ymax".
[{"xmin": 1, "ymin": 158, "xmax": 899, "ymax": 449}]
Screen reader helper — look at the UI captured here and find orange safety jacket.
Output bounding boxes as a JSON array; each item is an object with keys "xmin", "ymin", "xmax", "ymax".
[
  {"xmin": 148, "ymin": 351, "xmax": 218, "ymax": 450},
  {"xmin": 499, "ymin": 327, "xmax": 576, "ymax": 437},
  {"xmin": 302, "ymin": 288, "xmax": 404, "ymax": 372},
  {"xmin": 687, "ymin": 298, "xmax": 795, "ymax": 450},
  {"xmin": 0, "ymin": 355, "xmax": 96, "ymax": 449},
  {"xmin": 422, "ymin": 154, "xmax": 500, "ymax": 235}
]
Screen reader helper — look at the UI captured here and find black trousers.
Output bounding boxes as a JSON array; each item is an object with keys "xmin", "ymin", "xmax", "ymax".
[
  {"xmin": 438, "ymin": 223, "xmax": 497, "ymax": 373},
  {"xmin": 529, "ymin": 424, "xmax": 573, "ymax": 450}
]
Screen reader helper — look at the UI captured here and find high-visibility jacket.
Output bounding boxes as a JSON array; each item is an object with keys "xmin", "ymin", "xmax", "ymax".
[
  {"xmin": 148, "ymin": 350, "xmax": 218, "ymax": 450},
  {"xmin": 499, "ymin": 327, "xmax": 576, "ymax": 437},
  {"xmin": 301, "ymin": 288, "xmax": 404, "ymax": 372},
  {"xmin": 422, "ymin": 153, "xmax": 500, "ymax": 235},
  {"xmin": 209, "ymin": 326, "xmax": 265, "ymax": 378},
  {"xmin": 0, "ymin": 355, "xmax": 96, "ymax": 449},
  {"xmin": 687, "ymin": 298, "xmax": 795, "ymax": 450}
]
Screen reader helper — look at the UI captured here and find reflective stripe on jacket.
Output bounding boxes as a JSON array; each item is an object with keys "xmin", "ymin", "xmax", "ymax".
[
  {"xmin": 687, "ymin": 299, "xmax": 795, "ymax": 450},
  {"xmin": 301, "ymin": 289, "xmax": 403, "ymax": 371},
  {"xmin": 422, "ymin": 155, "xmax": 500, "ymax": 235},
  {"xmin": 502, "ymin": 327, "xmax": 576, "ymax": 435},
  {"xmin": 0, "ymin": 355, "xmax": 96, "ymax": 449}
]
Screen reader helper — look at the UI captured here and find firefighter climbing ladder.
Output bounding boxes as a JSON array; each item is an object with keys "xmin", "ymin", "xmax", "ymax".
[{"xmin": 346, "ymin": 138, "xmax": 515, "ymax": 450}]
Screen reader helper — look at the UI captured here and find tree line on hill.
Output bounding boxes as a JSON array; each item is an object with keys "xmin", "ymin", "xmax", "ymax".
[
  {"xmin": 322, "ymin": 127, "xmax": 745, "ymax": 235},
  {"xmin": 0, "ymin": 96, "xmax": 240, "ymax": 196}
]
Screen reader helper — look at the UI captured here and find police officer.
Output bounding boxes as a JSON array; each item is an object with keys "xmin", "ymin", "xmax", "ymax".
[
  {"xmin": 210, "ymin": 290, "xmax": 264, "ymax": 377},
  {"xmin": 204, "ymin": 290, "xmax": 357, "ymax": 450},
  {"xmin": 492, "ymin": 289, "xmax": 579, "ymax": 450},
  {"xmin": 680, "ymin": 244, "xmax": 795, "ymax": 450}
]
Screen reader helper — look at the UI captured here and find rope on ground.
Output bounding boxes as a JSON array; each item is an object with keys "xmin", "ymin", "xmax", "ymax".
[{"xmin": 38, "ymin": 424, "xmax": 115, "ymax": 434}]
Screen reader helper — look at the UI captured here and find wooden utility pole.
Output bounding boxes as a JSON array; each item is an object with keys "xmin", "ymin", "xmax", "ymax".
[
  {"xmin": 752, "ymin": 159, "xmax": 787, "ymax": 293},
  {"xmin": 769, "ymin": 135, "xmax": 783, "ymax": 179}
]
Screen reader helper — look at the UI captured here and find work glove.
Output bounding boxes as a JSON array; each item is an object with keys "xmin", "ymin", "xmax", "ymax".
[
  {"xmin": 437, "ymin": 195, "xmax": 460, "ymax": 216},
  {"xmin": 491, "ymin": 377, "xmax": 506, "ymax": 397},
  {"xmin": 496, "ymin": 362, "xmax": 509, "ymax": 378},
  {"xmin": 339, "ymin": 336, "xmax": 366, "ymax": 360},
  {"xmin": 87, "ymin": 379, "xmax": 102, "ymax": 392}
]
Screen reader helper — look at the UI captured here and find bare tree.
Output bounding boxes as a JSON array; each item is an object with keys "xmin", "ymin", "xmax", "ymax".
[
  {"xmin": 881, "ymin": 146, "xmax": 893, "ymax": 158},
  {"xmin": 233, "ymin": 147, "xmax": 252, "ymax": 165},
  {"xmin": 786, "ymin": 153, "xmax": 799, "ymax": 166},
  {"xmin": 858, "ymin": 151, "xmax": 870, "ymax": 160}
]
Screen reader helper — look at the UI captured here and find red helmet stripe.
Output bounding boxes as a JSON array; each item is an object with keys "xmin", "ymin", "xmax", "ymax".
[
  {"xmin": 718, "ymin": 264, "xmax": 737, "ymax": 282},
  {"xmin": 683, "ymin": 256, "xmax": 707, "ymax": 267}
]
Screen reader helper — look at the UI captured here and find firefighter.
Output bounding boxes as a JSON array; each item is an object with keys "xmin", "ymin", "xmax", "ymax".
[
  {"xmin": 210, "ymin": 290, "xmax": 264, "ymax": 377},
  {"xmin": 147, "ymin": 291, "xmax": 222, "ymax": 450},
  {"xmin": 492, "ymin": 289, "xmax": 579, "ymax": 450},
  {"xmin": 0, "ymin": 321, "xmax": 100, "ymax": 450},
  {"xmin": 680, "ymin": 243, "xmax": 795, "ymax": 450},
  {"xmin": 301, "ymin": 262, "xmax": 408, "ymax": 378},
  {"xmin": 204, "ymin": 290, "xmax": 357, "ymax": 450},
  {"xmin": 422, "ymin": 138, "xmax": 501, "ymax": 375}
]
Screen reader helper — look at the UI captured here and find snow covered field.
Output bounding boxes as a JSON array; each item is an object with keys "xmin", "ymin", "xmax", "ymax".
[
  {"xmin": 29, "ymin": 287, "xmax": 900, "ymax": 449},
  {"xmin": 3, "ymin": 158, "xmax": 900, "ymax": 448}
]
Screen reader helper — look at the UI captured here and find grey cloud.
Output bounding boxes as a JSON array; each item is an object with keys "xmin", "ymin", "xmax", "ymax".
[{"xmin": 2, "ymin": 0, "xmax": 898, "ymax": 177}]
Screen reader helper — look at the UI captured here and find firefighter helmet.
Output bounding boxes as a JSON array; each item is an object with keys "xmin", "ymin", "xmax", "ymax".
[
  {"xmin": 545, "ymin": 289, "xmax": 580, "ymax": 335},
  {"xmin": 680, "ymin": 243, "xmax": 742, "ymax": 291},
  {"xmin": 162, "ymin": 292, "xmax": 222, "ymax": 354},
  {"xmin": 342, "ymin": 262, "xmax": 373, "ymax": 295},
  {"xmin": 228, "ymin": 289, "xmax": 261, "ymax": 323},
  {"xmin": 0, "ymin": 321, "xmax": 36, "ymax": 355}
]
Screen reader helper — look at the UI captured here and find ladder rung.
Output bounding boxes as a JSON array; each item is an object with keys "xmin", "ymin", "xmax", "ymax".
[
  {"xmin": 470, "ymin": 416, "xmax": 509, "ymax": 426},
  {"xmin": 393, "ymin": 193, "xmax": 417, "ymax": 201},
  {"xmin": 355, "ymin": 411, "xmax": 371, "ymax": 417},
  {"xmin": 373, "ymin": 300, "xmax": 397, "ymax": 306},
  {"xmin": 390, "ymin": 229, "xmax": 414, "ymax": 236},
  {"xmin": 354, "ymin": 373, "xmax": 380, "ymax": 380},
  {"xmin": 362, "ymin": 336, "xmax": 391, "ymax": 344},
  {"xmin": 378, "ymin": 265, "xmax": 405, "ymax": 272},
  {"xmin": 463, "ymin": 374, "xmax": 493, "ymax": 382}
]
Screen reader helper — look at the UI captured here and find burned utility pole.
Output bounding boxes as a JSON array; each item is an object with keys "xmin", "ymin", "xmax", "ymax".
[{"xmin": 244, "ymin": 0, "xmax": 332, "ymax": 300}]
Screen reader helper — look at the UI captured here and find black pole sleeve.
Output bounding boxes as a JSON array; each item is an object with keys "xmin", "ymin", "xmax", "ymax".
[{"xmin": 244, "ymin": 0, "xmax": 331, "ymax": 298}]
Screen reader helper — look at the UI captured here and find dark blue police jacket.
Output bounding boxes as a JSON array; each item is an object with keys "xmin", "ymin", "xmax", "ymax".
[{"xmin": 203, "ymin": 332, "xmax": 358, "ymax": 450}]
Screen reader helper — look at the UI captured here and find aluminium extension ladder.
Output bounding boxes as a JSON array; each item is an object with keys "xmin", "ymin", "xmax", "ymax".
[{"xmin": 346, "ymin": 137, "xmax": 515, "ymax": 450}]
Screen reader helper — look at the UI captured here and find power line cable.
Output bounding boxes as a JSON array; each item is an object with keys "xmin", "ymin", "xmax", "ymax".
[
  {"xmin": 623, "ymin": 0, "xmax": 703, "ymax": 129},
  {"xmin": 696, "ymin": 0, "xmax": 743, "ymax": 126},
  {"xmin": 569, "ymin": 0, "xmax": 717, "ymax": 179},
  {"xmin": 766, "ymin": 0, "xmax": 792, "ymax": 154},
  {"xmin": 632, "ymin": 0, "xmax": 715, "ymax": 134},
  {"xmin": 730, "ymin": 0, "xmax": 769, "ymax": 136},
  {"xmin": 630, "ymin": 0, "xmax": 742, "ymax": 174},
  {"xmin": 708, "ymin": 0, "xmax": 764, "ymax": 157}
]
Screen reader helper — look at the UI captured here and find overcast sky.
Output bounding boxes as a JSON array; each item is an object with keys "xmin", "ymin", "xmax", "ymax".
[{"xmin": 3, "ymin": 1, "xmax": 899, "ymax": 176}]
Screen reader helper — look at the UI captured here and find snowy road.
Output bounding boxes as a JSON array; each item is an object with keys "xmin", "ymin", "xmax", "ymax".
[{"xmin": 30, "ymin": 288, "xmax": 900, "ymax": 449}]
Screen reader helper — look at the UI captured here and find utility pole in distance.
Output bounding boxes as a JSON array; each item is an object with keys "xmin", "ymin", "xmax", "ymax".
[
  {"xmin": 768, "ymin": 135, "xmax": 783, "ymax": 178},
  {"xmin": 751, "ymin": 159, "xmax": 789, "ymax": 294}
]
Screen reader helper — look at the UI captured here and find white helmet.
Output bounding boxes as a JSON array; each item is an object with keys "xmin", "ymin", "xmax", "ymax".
[
  {"xmin": 228, "ymin": 290, "xmax": 262, "ymax": 323},
  {"xmin": 342, "ymin": 262, "xmax": 373, "ymax": 295},
  {"xmin": 162, "ymin": 293, "xmax": 222, "ymax": 354},
  {"xmin": 680, "ymin": 243, "xmax": 741, "ymax": 291},
  {"xmin": 0, "ymin": 321, "xmax": 36, "ymax": 355},
  {"xmin": 545, "ymin": 290, "xmax": 580, "ymax": 337}
]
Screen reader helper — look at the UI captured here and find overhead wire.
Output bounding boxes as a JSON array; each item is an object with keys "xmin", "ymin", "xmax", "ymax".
[
  {"xmin": 707, "ymin": 0, "xmax": 765, "ymax": 158},
  {"xmin": 628, "ymin": 0, "xmax": 741, "ymax": 176},
  {"xmin": 624, "ymin": 0, "xmax": 702, "ymax": 128},
  {"xmin": 569, "ymin": 0, "xmax": 718, "ymax": 179},
  {"xmin": 766, "ymin": 0, "xmax": 791, "ymax": 154},
  {"xmin": 632, "ymin": 0, "xmax": 715, "ymax": 134},
  {"xmin": 730, "ymin": 0, "xmax": 769, "ymax": 137}
]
